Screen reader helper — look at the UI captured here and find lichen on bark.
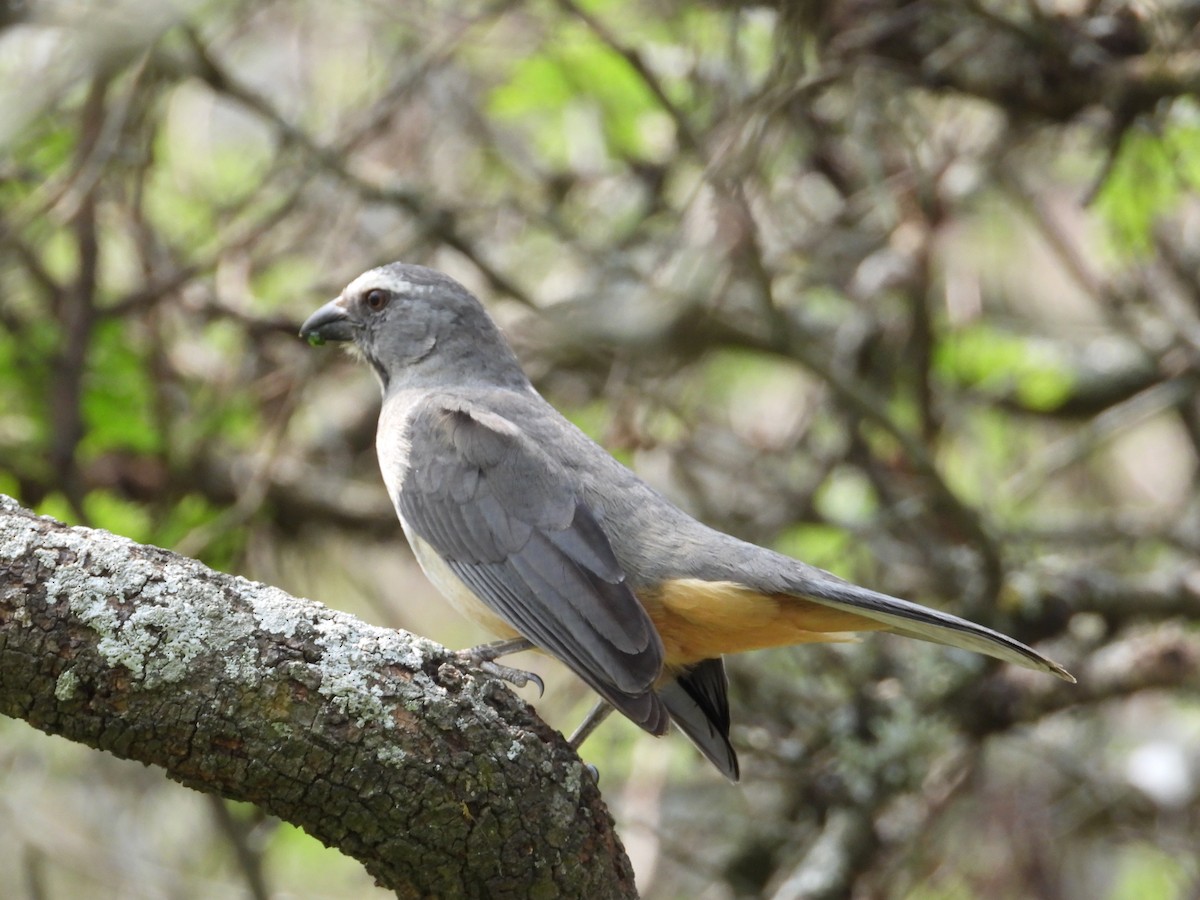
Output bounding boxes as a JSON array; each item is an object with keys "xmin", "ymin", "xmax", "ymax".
[{"xmin": 0, "ymin": 495, "xmax": 638, "ymax": 898}]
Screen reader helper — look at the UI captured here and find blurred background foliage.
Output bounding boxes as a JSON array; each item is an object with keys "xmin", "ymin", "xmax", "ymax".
[{"xmin": 2, "ymin": 0, "xmax": 1200, "ymax": 897}]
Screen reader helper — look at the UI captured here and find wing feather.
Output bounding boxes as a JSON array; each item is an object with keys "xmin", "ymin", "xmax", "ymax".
[{"xmin": 398, "ymin": 398, "xmax": 669, "ymax": 732}]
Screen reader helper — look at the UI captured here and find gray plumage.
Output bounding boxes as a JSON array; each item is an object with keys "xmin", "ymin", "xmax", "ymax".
[{"xmin": 300, "ymin": 262, "xmax": 1073, "ymax": 781}]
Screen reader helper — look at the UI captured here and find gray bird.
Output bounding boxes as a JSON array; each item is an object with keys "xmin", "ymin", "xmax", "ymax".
[{"xmin": 300, "ymin": 262, "xmax": 1073, "ymax": 781}]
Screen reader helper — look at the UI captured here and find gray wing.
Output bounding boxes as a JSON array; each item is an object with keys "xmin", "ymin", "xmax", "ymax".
[{"xmin": 398, "ymin": 397, "xmax": 669, "ymax": 734}]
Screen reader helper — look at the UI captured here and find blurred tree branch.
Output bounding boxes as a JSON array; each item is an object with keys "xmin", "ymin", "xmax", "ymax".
[{"xmin": 0, "ymin": 496, "xmax": 636, "ymax": 899}]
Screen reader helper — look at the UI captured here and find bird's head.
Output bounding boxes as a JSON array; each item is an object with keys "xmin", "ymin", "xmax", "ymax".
[{"xmin": 300, "ymin": 263, "xmax": 527, "ymax": 392}]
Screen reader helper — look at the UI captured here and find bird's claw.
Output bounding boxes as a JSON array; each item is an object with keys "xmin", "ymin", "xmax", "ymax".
[
  {"xmin": 455, "ymin": 640, "xmax": 544, "ymax": 697},
  {"xmin": 474, "ymin": 659, "xmax": 545, "ymax": 697}
]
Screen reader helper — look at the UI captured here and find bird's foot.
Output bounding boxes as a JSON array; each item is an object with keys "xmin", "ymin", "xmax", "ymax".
[
  {"xmin": 457, "ymin": 638, "xmax": 544, "ymax": 696},
  {"xmin": 568, "ymin": 698, "xmax": 615, "ymax": 749}
]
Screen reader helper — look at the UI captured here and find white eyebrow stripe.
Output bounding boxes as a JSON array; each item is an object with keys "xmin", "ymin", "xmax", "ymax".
[{"xmin": 343, "ymin": 270, "xmax": 435, "ymax": 297}]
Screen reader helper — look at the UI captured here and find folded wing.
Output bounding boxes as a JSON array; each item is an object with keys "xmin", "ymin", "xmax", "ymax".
[{"xmin": 398, "ymin": 397, "xmax": 671, "ymax": 733}]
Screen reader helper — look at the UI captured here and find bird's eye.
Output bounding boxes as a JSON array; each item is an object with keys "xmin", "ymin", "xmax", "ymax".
[{"xmin": 364, "ymin": 289, "xmax": 390, "ymax": 312}]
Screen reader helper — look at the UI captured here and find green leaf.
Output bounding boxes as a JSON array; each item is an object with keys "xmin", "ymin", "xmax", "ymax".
[
  {"xmin": 774, "ymin": 523, "xmax": 855, "ymax": 570},
  {"xmin": 1096, "ymin": 103, "xmax": 1200, "ymax": 258},
  {"xmin": 80, "ymin": 319, "xmax": 162, "ymax": 457},
  {"xmin": 253, "ymin": 257, "xmax": 321, "ymax": 310},
  {"xmin": 486, "ymin": 27, "xmax": 664, "ymax": 164},
  {"xmin": 156, "ymin": 493, "xmax": 224, "ymax": 548},
  {"xmin": 34, "ymin": 493, "xmax": 77, "ymax": 526},
  {"xmin": 935, "ymin": 325, "xmax": 1074, "ymax": 411},
  {"xmin": 488, "ymin": 55, "xmax": 576, "ymax": 119},
  {"xmin": 0, "ymin": 471, "xmax": 20, "ymax": 497},
  {"xmin": 82, "ymin": 491, "xmax": 154, "ymax": 543},
  {"xmin": 1110, "ymin": 842, "xmax": 1187, "ymax": 900}
]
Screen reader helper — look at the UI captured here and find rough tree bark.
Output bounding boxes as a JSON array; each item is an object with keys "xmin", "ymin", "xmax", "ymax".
[{"xmin": 0, "ymin": 495, "xmax": 637, "ymax": 899}]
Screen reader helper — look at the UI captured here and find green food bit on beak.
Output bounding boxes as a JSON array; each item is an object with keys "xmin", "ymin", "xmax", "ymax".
[{"xmin": 306, "ymin": 333, "xmax": 325, "ymax": 347}]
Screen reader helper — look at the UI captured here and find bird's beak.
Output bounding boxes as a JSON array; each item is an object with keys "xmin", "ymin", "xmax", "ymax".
[{"xmin": 299, "ymin": 298, "xmax": 356, "ymax": 347}]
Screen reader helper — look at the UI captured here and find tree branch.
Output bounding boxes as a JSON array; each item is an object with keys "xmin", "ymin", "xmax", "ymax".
[{"xmin": 0, "ymin": 496, "xmax": 636, "ymax": 899}]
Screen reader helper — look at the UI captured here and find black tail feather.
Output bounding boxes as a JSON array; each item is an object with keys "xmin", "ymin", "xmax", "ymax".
[{"xmin": 660, "ymin": 657, "xmax": 739, "ymax": 781}]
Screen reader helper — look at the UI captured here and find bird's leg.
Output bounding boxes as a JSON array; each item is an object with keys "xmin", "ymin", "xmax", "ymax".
[
  {"xmin": 456, "ymin": 637, "xmax": 544, "ymax": 696},
  {"xmin": 568, "ymin": 698, "xmax": 615, "ymax": 749}
]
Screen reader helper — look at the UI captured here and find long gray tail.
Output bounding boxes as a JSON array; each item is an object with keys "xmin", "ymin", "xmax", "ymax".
[{"xmin": 790, "ymin": 576, "xmax": 1074, "ymax": 682}]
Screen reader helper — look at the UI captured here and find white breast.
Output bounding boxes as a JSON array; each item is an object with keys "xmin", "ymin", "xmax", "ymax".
[
  {"xmin": 376, "ymin": 389, "xmax": 421, "ymax": 503},
  {"xmin": 377, "ymin": 390, "xmax": 518, "ymax": 640},
  {"xmin": 405, "ymin": 530, "xmax": 518, "ymax": 639}
]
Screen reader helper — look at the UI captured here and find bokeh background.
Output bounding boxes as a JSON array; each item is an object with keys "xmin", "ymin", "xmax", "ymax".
[{"xmin": 3, "ymin": 0, "xmax": 1200, "ymax": 897}]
